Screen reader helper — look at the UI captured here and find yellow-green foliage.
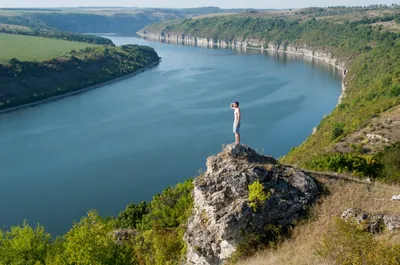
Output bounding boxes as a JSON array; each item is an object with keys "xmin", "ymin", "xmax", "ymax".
[
  {"xmin": 248, "ymin": 181, "xmax": 270, "ymax": 211},
  {"xmin": 0, "ymin": 221, "xmax": 50, "ymax": 265},
  {"xmin": 307, "ymin": 152, "xmax": 381, "ymax": 177},
  {"xmin": 0, "ymin": 180, "xmax": 193, "ymax": 265},
  {"xmin": 61, "ymin": 210, "xmax": 135, "ymax": 265},
  {"xmin": 133, "ymin": 228, "xmax": 185, "ymax": 265},
  {"xmin": 131, "ymin": 179, "xmax": 194, "ymax": 265},
  {"xmin": 317, "ymin": 218, "xmax": 400, "ymax": 265}
]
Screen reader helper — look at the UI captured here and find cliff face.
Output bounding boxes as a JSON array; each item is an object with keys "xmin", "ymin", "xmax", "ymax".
[
  {"xmin": 184, "ymin": 145, "xmax": 319, "ymax": 265},
  {"xmin": 137, "ymin": 31, "xmax": 346, "ymax": 71},
  {"xmin": 138, "ymin": 31, "xmax": 348, "ymax": 105}
]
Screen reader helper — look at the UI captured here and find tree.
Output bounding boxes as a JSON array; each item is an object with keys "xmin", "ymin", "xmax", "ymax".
[
  {"xmin": 0, "ymin": 221, "xmax": 51, "ymax": 265},
  {"xmin": 62, "ymin": 210, "xmax": 135, "ymax": 265}
]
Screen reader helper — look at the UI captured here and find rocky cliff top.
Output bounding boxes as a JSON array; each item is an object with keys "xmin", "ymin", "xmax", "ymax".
[{"xmin": 184, "ymin": 144, "xmax": 319, "ymax": 265}]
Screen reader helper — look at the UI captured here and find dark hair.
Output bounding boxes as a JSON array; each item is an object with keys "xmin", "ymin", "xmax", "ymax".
[{"xmin": 234, "ymin": 101, "xmax": 239, "ymax": 107}]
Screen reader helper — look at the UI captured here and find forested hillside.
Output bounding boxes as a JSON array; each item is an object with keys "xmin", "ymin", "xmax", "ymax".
[{"xmin": 0, "ymin": 44, "xmax": 160, "ymax": 111}]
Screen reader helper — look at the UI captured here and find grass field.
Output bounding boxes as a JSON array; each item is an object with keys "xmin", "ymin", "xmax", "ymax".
[{"xmin": 0, "ymin": 33, "xmax": 99, "ymax": 63}]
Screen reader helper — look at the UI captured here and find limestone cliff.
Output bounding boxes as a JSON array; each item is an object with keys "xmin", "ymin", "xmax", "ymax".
[
  {"xmin": 137, "ymin": 31, "xmax": 348, "ymax": 105},
  {"xmin": 184, "ymin": 144, "xmax": 319, "ymax": 265}
]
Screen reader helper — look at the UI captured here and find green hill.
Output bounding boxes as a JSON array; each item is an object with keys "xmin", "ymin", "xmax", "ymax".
[{"xmin": 0, "ymin": 44, "xmax": 160, "ymax": 111}]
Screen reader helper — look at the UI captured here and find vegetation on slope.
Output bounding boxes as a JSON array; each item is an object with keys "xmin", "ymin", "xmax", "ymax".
[
  {"xmin": 0, "ymin": 180, "xmax": 193, "ymax": 265},
  {"xmin": 0, "ymin": 44, "xmax": 160, "ymax": 110},
  {"xmin": 143, "ymin": 6, "xmax": 400, "ymax": 182},
  {"xmin": 237, "ymin": 176, "xmax": 400, "ymax": 265},
  {"xmin": 0, "ymin": 33, "xmax": 99, "ymax": 63},
  {"xmin": 0, "ymin": 15, "xmax": 113, "ymax": 45}
]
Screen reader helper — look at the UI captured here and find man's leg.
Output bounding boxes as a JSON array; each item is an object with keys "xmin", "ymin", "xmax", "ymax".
[{"xmin": 237, "ymin": 133, "xmax": 240, "ymax": 145}]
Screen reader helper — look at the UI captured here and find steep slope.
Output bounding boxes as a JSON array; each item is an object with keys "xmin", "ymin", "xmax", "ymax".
[{"xmin": 236, "ymin": 173, "xmax": 400, "ymax": 265}]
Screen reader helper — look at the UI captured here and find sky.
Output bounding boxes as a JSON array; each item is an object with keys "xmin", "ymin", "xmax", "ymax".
[{"xmin": 1, "ymin": 0, "xmax": 398, "ymax": 9}]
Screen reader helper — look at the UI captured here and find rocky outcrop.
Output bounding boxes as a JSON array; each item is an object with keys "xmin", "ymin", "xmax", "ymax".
[
  {"xmin": 342, "ymin": 208, "xmax": 400, "ymax": 233},
  {"xmin": 184, "ymin": 144, "xmax": 319, "ymax": 265}
]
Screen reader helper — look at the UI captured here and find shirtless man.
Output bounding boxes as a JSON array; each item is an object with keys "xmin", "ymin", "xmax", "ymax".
[{"xmin": 230, "ymin": 101, "xmax": 241, "ymax": 145}]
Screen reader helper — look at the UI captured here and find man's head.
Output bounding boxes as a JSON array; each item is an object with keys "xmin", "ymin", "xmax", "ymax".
[{"xmin": 230, "ymin": 101, "xmax": 239, "ymax": 109}]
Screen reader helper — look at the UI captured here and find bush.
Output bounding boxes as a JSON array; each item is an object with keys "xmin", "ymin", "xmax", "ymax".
[
  {"xmin": 116, "ymin": 201, "xmax": 149, "ymax": 229},
  {"xmin": 308, "ymin": 153, "xmax": 382, "ymax": 177},
  {"xmin": 317, "ymin": 218, "xmax": 400, "ymax": 265},
  {"xmin": 0, "ymin": 221, "xmax": 50, "ymax": 265},
  {"xmin": 375, "ymin": 142, "xmax": 400, "ymax": 183},
  {"xmin": 248, "ymin": 181, "xmax": 270, "ymax": 212},
  {"xmin": 331, "ymin": 123, "xmax": 345, "ymax": 140},
  {"xmin": 133, "ymin": 228, "xmax": 185, "ymax": 265},
  {"xmin": 62, "ymin": 210, "xmax": 135, "ymax": 265},
  {"xmin": 129, "ymin": 179, "xmax": 194, "ymax": 265},
  {"xmin": 139, "ymin": 179, "xmax": 194, "ymax": 230}
]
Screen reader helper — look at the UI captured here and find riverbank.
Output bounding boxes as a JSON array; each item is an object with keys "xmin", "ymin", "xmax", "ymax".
[
  {"xmin": 0, "ymin": 44, "xmax": 160, "ymax": 115},
  {"xmin": 137, "ymin": 31, "xmax": 347, "ymax": 104},
  {"xmin": 0, "ymin": 61, "xmax": 160, "ymax": 115}
]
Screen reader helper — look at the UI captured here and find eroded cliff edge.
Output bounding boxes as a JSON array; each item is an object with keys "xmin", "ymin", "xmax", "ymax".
[{"xmin": 184, "ymin": 144, "xmax": 319, "ymax": 265}]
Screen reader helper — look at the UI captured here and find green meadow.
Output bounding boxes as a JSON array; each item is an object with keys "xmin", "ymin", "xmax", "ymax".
[{"xmin": 0, "ymin": 33, "xmax": 98, "ymax": 63}]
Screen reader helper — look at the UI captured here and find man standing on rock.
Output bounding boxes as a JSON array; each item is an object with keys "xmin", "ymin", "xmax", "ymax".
[{"xmin": 230, "ymin": 101, "xmax": 241, "ymax": 145}]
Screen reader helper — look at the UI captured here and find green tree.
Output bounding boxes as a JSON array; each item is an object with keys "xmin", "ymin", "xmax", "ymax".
[
  {"xmin": 116, "ymin": 201, "xmax": 149, "ymax": 229},
  {"xmin": 62, "ymin": 210, "xmax": 135, "ymax": 265},
  {"xmin": 0, "ymin": 221, "xmax": 51, "ymax": 265}
]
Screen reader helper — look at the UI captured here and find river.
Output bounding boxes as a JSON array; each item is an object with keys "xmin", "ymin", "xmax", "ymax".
[{"xmin": 0, "ymin": 35, "xmax": 341, "ymax": 235}]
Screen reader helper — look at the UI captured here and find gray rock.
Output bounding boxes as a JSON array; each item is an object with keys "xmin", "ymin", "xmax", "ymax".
[
  {"xmin": 184, "ymin": 144, "xmax": 318, "ymax": 265},
  {"xmin": 111, "ymin": 229, "xmax": 137, "ymax": 244},
  {"xmin": 391, "ymin": 195, "xmax": 400, "ymax": 201},
  {"xmin": 383, "ymin": 215, "xmax": 400, "ymax": 232},
  {"xmin": 341, "ymin": 208, "xmax": 400, "ymax": 233}
]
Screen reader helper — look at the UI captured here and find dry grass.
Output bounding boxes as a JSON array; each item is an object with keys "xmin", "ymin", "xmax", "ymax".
[
  {"xmin": 236, "ymin": 177, "xmax": 400, "ymax": 265},
  {"xmin": 371, "ymin": 21, "xmax": 400, "ymax": 33}
]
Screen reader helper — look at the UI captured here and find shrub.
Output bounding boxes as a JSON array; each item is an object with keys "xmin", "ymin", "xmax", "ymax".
[
  {"xmin": 331, "ymin": 123, "xmax": 345, "ymax": 140},
  {"xmin": 139, "ymin": 179, "xmax": 194, "ymax": 230},
  {"xmin": 248, "ymin": 181, "xmax": 270, "ymax": 212},
  {"xmin": 317, "ymin": 218, "xmax": 400, "ymax": 265},
  {"xmin": 0, "ymin": 221, "xmax": 50, "ymax": 265},
  {"xmin": 116, "ymin": 201, "xmax": 149, "ymax": 229},
  {"xmin": 307, "ymin": 152, "xmax": 382, "ymax": 177},
  {"xmin": 133, "ymin": 228, "xmax": 185, "ymax": 265},
  {"xmin": 131, "ymin": 179, "xmax": 194, "ymax": 265},
  {"xmin": 62, "ymin": 210, "xmax": 135, "ymax": 265},
  {"xmin": 375, "ymin": 142, "xmax": 400, "ymax": 183}
]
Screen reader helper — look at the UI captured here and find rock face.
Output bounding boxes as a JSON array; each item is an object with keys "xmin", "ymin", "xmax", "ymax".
[{"xmin": 184, "ymin": 144, "xmax": 319, "ymax": 265}]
